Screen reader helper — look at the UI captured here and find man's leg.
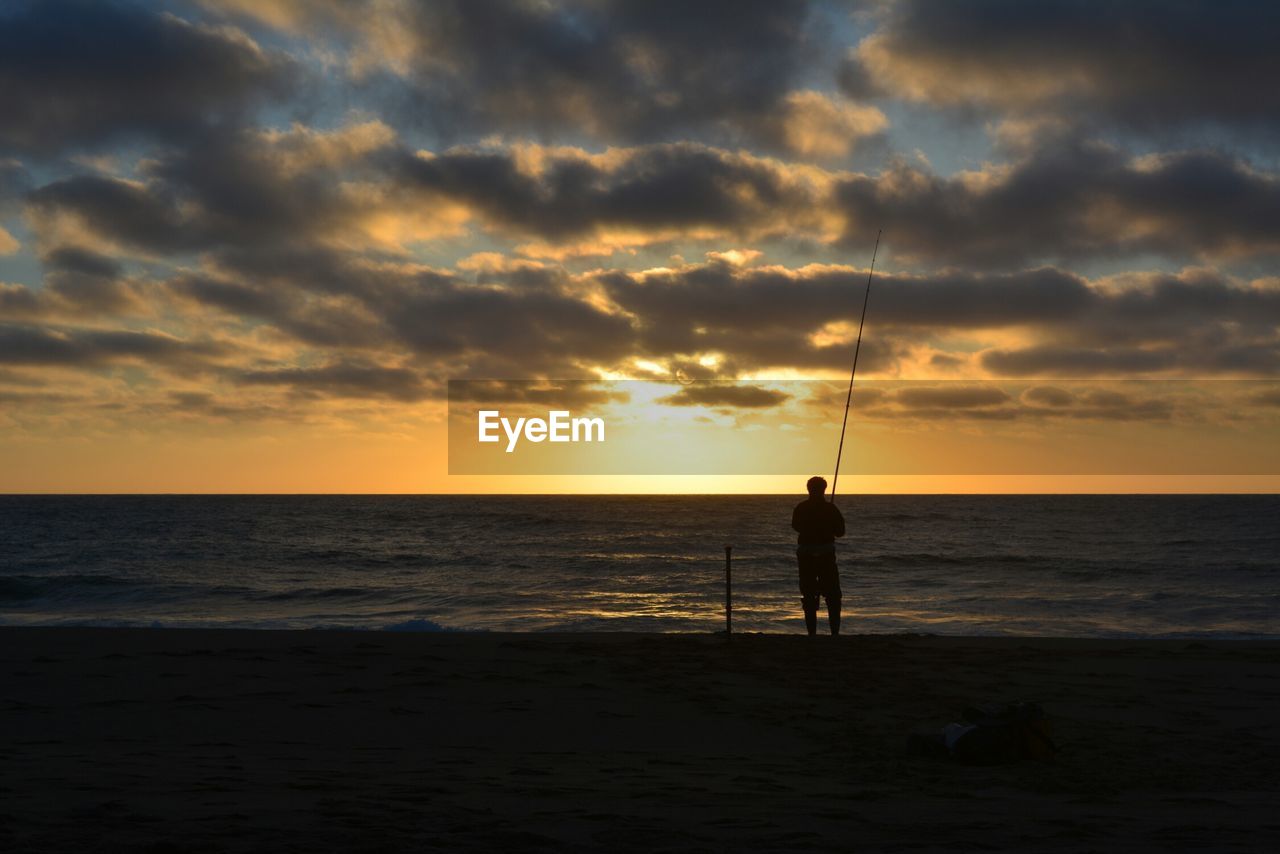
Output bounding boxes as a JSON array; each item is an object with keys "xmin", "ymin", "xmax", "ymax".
[
  {"xmin": 798, "ymin": 552, "xmax": 819, "ymax": 636},
  {"xmin": 822, "ymin": 558, "xmax": 842, "ymax": 635}
]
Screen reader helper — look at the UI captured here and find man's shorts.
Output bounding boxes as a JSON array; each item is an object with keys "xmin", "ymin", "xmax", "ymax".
[{"xmin": 797, "ymin": 548, "xmax": 841, "ymax": 609}]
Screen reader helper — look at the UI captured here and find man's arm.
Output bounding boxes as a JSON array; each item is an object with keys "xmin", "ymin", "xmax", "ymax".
[
  {"xmin": 831, "ymin": 503, "xmax": 846, "ymax": 538},
  {"xmin": 791, "ymin": 503, "xmax": 802, "ymax": 533}
]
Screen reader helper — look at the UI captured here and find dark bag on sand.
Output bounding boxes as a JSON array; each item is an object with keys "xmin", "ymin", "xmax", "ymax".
[{"xmin": 907, "ymin": 701, "xmax": 1057, "ymax": 765}]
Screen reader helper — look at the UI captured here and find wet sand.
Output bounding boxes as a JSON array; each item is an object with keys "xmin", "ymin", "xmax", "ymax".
[{"xmin": 1, "ymin": 628, "xmax": 1277, "ymax": 852}]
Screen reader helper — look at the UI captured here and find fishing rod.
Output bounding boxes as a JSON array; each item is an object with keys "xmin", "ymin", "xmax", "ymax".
[{"xmin": 830, "ymin": 228, "xmax": 881, "ymax": 502}]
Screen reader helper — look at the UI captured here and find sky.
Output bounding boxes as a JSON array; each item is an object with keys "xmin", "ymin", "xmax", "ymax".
[{"xmin": 1, "ymin": 0, "xmax": 1278, "ymax": 493}]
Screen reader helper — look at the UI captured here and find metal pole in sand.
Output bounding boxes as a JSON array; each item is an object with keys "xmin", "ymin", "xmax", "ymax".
[{"xmin": 724, "ymin": 545, "xmax": 733, "ymax": 637}]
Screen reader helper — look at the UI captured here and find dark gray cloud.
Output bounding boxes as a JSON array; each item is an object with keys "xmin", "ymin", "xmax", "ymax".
[
  {"xmin": 172, "ymin": 274, "xmax": 285, "ymax": 318},
  {"xmin": 166, "ymin": 248, "xmax": 637, "ymax": 376},
  {"xmin": 195, "ymin": 252, "xmax": 1278, "ymax": 381},
  {"xmin": 0, "ymin": 285, "xmax": 43, "ymax": 320},
  {"xmin": 236, "ymin": 362, "xmax": 430, "ymax": 402},
  {"xmin": 1046, "ymin": 391, "xmax": 1175, "ymax": 422},
  {"xmin": 170, "ymin": 271, "xmax": 388, "ymax": 350},
  {"xmin": 198, "ymin": 1, "xmax": 890, "ymax": 159},
  {"xmin": 210, "ymin": 249, "xmax": 637, "ymax": 375},
  {"xmin": 599, "ymin": 264, "xmax": 1097, "ymax": 335},
  {"xmin": 27, "ymin": 134, "xmax": 832, "ymax": 259},
  {"xmin": 835, "ymin": 142, "xmax": 1280, "ymax": 266},
  {"xmin": 657, "ymin": 384, "xmax": 792, "ymax": 409},
  {"xmin": 895, "ymin": 386, "xmax": 1008, "ymax": 408},
  {"xmin": 840, "ymin": 0, "xmax": 1280, "ymax": 135},
  {"xmin": 404, "ymin": 139, "xmax": 1280, "ymax": 265},
  {"xmin": 0, "ymin": 323, "xmax": 226, "ymax": 366},
  {"xmin": 349, "ymin": 0, "xmax": 838, "ymax": 152},
  {"xmin": 1, "ymin": 250, "xmax": 142, "ymax": 319},
  {"xmin": 39, "ymin": 247, "xmax": 139, "ymax": 314},
  {"xmin": 183, "ymin": 253, "xmax": 1279, "ymax": 384},
  {"xmin": 0, "ymin": 390, "xmax": 77, "ymax": 405},
  {"xmin": 980, "ymin": 344, "xmax": 1280, "ymax": 377},
  {"xmin": 28, "ymin": 174, "xmax": 200, "ymax": 254},
  {"xmin": 392, "ymin": 142, "xmax": 827, "ymax": 244},
  {"xmin": 385, "ymin": 278, "xmax": 636, "ymax": 375},
  {"xmin": 163, "ymin": 389, "xmax": 295, "ymax": 422},
  {"xmin": 1022, "ymin": 385, "xmax": 1074, "ymax": 407},
  {"xmin": 26, "ymin": 126, "xmax": 386, "ymax": 255},
  {"xmin": 598, "ymin": 262, "xmax": 1280, "ymax": 376},
  {"xmin": 25, "ymin": 131, "xmax": 1280, "ymax": 268},
  {"xmin": 7, "ymin": 252, "xmax": 1275, "ymax": 413},
  {"xmin": 0, "ymin": 367, "xmax": 45, "ymax": 388},
  {"xmin": 44, "ymin": 247, "xmax": 122, "ymax": 280},
  {"xmin": 848, "ymin": 383, "xmax": 1178, "ymax": 423},
  {"xmin": 1250, "ymin": 389, "xmax": 1280, "ymax": 407},
  {"xmin": 0, "ymin": 0, "xmax": 296, "ymax": 156}
]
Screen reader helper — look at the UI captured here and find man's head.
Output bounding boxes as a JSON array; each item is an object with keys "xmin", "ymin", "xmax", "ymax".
[{"xmin": 806, "ymin": 475, "xmax": 827, "ymax": 497}]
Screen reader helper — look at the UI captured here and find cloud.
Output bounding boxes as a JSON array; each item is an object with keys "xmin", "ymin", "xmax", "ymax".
[
  {"xmin": 596, "ymin": 263, "xmax": 1091, "ymax": 348},
  {"xmin": 657, "ymin": 384, "xmax": 792, "ymax": 408},
  {"xmin": 834, "ymin": 141, "xmax": 1280, "ymax": 266},
  {"xmin": 840, "ymin": 0, "xmax": 1280, "ymax": 136},
  {"xmin": 170, "ymin": 270, "xmax": 389, "ymax": 350},
  {"xmin": 0, "ymin": 0, "xmax": 1273, "ymax": 442},
  {"xmin": 382, "ymin": 273, "xmax": 637, "ymax": 375},
  {"xmin": 25, "ymin": 130, "xmax": 1280, "ymax": 267},
  {"xmin": 0, "ymin": 1, "xmax": 296, "ymax": 155},
  {"xmin": 836, "ymin": 382, "xmax": 1183, "ymax": 423},
  {"xmin": 395, "ymin": 0, "xmax": 812, "ymax": 144},
  {"xmin": 0, "ymin": 323, "xmax": 226, "ymax": 367},
  {"xmin": 1029, "ymin": 387, "xmax": 1175, "ymax": 421},
  {"xmin": 981, "ymin": 344, "xmax": 1280, "ymax": 377},
  {"xmin": 24, "ymin": 122, "xmax": 432, "ymax": 256},
  {"xmin": 1022, "ymin": 385, "xmax": 1074, "ymax": 407},
  {"xmin": 704, "ymin": 249, "xmax": 763, "ymax": 268},
  {"xmin": 235, "ymin": 361, "xmax": 430, "ymax": 402},
  {"xmin": 26, "ymin": 133, "xmax": 837, "ymax": 259},
  {"xmin": 394, "ymin": 142, "xmax": 837, "ymax": 250},
  {"xmin": 0, "ymin": 284, "xmax": 43, "ymax": 319},
  {"xmin": 175, "ymin": 253, "xmax": 1270, "ymax": 385},
  {"xmin": 162, "ymin": 389, "xmax": 296, "ymax": 422},
  {"xmin": 153, "ymin": 253, "xmax": 1280, "ymax": 385},
  {"xmin": 1250, "ymin": 389, "xmax": 1280, "ymax": 407},
  {"xmin": 3, "ymin": 252, "xmax": 1275, "ymax": 426},
  {"xmin": 212, "ymin": 0, "xmax": 870, "ymax": 157},
  {"xmin": 895, "ymin": 386, "xmax": 1009, "ymax": 408},
  {"xmin": 1, "ymin": 247, "xmax": 146, "ymax": 320},
  {"xmin": 165, "ymin": 246, "xmax": 638, "ymax": 376},
  {"xmin": 771, "ymin": 90, "xmax": 887, "ymax": 159},
  {"xmin": 597, "ymin": 261, "xmax": 1280, "ymax": 376}
]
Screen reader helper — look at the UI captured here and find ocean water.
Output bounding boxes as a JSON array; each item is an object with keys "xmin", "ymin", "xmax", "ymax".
[{"xmin": 0, "ymin": 495, "xmax": 1276, "ymax": 637}]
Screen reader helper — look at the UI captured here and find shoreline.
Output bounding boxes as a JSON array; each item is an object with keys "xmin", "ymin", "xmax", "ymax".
[
  {"xmin": 4, "ymin": 624, "xmax": 1278, "ymax": 641},
  {"xmin": 3, "ymin": 627, "xmax": 1277, "ymax": 851}
]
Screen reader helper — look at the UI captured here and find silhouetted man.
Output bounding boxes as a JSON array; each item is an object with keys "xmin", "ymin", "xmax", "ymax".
[{"xmin": 792, "ymin": 476, "xmax": 845, "ymax": 635}]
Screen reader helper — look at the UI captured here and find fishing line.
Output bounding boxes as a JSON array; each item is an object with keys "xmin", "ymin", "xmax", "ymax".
[{"xmin": 830, "ymin": 229, "xmax": 881, "ymax": 502}]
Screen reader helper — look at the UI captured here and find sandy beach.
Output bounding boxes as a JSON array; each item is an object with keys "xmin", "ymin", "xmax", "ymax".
[{"xmin": 1, "ymin": 628, "xmax": 1277, "ymax": 852}]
